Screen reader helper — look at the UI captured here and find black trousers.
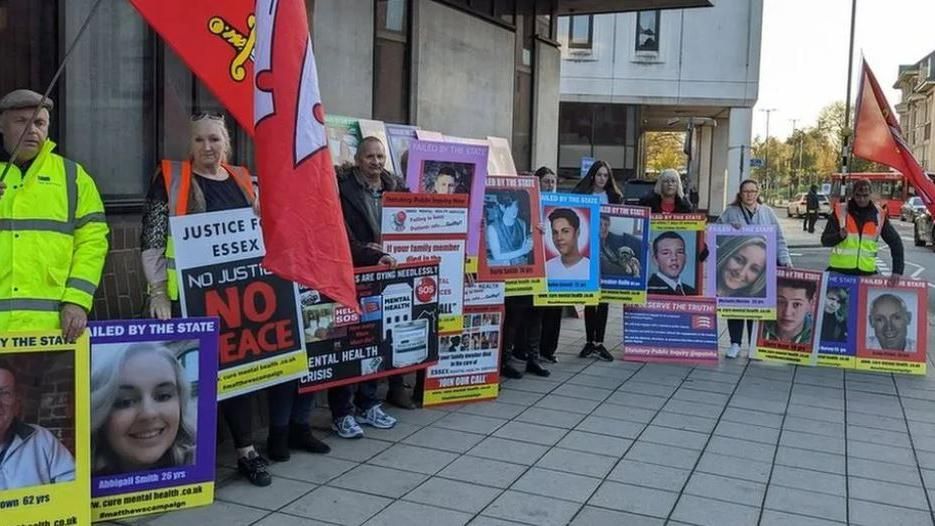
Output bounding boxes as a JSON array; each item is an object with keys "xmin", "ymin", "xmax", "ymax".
[
  {"xmin": 584, "ymin": 303, "xmax": 609, "ymax": 343},
  {"xmin": 803, "ymin": 211, "xmax": 818, "ymax": 233},
  {"xmin": 539, "ymin": 307, "xmax": 563, "ymax": 359},
  {"xmin": 220, "ymin": 394, "xmax": 255, "ymax": 449},
  {"xmin": 727, "ymin": 319, "xmax": 755, "ymax": 345},
  {"xmin": 504, "ymin": 296, "xmax": 542, "ymax": 361}
]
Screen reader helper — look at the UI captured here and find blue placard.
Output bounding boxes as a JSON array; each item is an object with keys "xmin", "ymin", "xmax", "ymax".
[{"xmin": 541, "ymin": 192, "xmax": 602, "ymax": 293}]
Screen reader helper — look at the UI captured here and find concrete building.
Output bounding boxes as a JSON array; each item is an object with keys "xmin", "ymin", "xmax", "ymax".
[
  {"xmin": 557, "ymin": 0, "xmax": 763, "ymax": 215},
  {"xmin": 894, "ymin": 50, "xmax": 935, "ymax": 173},
  {"xmin": 1, "ymin": 0, "xmax": 712, "ymax": 318}
]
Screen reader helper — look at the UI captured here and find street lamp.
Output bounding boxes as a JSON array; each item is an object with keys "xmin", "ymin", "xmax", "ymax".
[{"xmin": 759, "ymin": 108, "xmax": 777, "ymax": 198}]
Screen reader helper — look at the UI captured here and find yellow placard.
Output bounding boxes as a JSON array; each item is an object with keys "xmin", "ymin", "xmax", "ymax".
[
  {"xmin": 217, "ymin": 350, "xmax": 307, "ymax": 399},
  {"xmin": 817, "ymin": 354, "xmax": 856, "ymax": 368},
  {"xmin": 438, "ymin": 315, "xmax": 465, "ymax": 334},
  {"xmin": 505, "ymin": 278, "xmax": 547, "ymax": 296},
  {"xmin": 651, "ymin": 219, "xmax": 706, "ymax": 231},
  {"xmin": 423, "ymin": 383, "xmax": 499, "ymax": 406},
  {"xmin": 0, "ymin": 332, "xmax": 90, "ymax": 526},
  {"xmin": 465, "ymin": 256, "xmax": 478, "ymax": 274},
  {"xmin": 717, "ymin": 307, "xmax": 776, "ymax": 320},
  {"xmin": 92, "ymin": 482, "xmax": 214, "ymax": 522},
  {"xmin": 533, "ymin": 292, "xmax": 601, "ymax": 307},
  {"xmin": 600, "ymin": 290, "xmax": 647, "ymax": 305},
  {"xmin": 756, "ymin": 347, "xmax": 814, "ymax": 366},
  {"xmin": 855, "ymin": 358, "xmax": 926, "ymax": 375}
]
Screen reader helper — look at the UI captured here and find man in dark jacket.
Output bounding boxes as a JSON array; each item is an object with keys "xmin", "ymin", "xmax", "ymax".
[
  {"xmin": 804, "ymin": 184, "xmax": 820, "ymax": 233},
  {"xmin": 822, "ymin": 179, "xmax": 903, "ymax": 286},
  {"xmin": 328, "ymin": 137, "xmax": 416, "ymax": 441}
]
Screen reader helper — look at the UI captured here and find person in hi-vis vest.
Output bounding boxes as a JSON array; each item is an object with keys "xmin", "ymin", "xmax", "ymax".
[
  {"xmin": 821, "ymin": 178, "xmax": 903, "ymax": 286},
  {"xmin": 0, "ymin": 89, "xmax": 109, "ymax": 341}
]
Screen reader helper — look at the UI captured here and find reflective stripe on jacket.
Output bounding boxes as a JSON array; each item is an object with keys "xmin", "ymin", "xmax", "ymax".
[
  {"xmin": 0, "ymin": 140, "xmax": 108, "ymax": 331},
  {"xmin": 161, "ymin": 160, "xmax": 255, "ymax": 300},
  {"xmin": 828, "ymin": 201, "xmax": 883, "ymax": 274}
]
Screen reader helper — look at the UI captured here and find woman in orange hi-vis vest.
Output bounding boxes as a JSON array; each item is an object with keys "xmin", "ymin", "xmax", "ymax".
[{"xmin": 139, "ymin": 114, "xmax": 329, "ymax": 488}]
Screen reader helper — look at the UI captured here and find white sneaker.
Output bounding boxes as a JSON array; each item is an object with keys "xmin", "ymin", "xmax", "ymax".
[
  {"xmin": 332, "ymin": 415, "xmax": 364, "ymax": 439},
  {"xmin": 726, "ymin": 343, "xmax": 741, "ymax": 359},
  {"xmin": 356, "ymin": 404, "xmax": 397, "ymax": 429}
]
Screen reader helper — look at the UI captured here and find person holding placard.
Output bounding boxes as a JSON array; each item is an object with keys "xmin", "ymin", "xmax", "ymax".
[
  {"xmin": 533, "ymin": 167, "xmax": 562, "ymax": 363},
  {"xmin": 573, "ymin": 161, "xmax": 622, "ymax": 362},
  {"xmin": 715, "ymin": 179, "xmax": 791, "ymax": 359},
  {"xmin": 639, "ymin": 168, "xmax": 694, "ymax": 213}
]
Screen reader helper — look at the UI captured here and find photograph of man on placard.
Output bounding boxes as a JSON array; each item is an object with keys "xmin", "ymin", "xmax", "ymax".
[
  {"xmin": 762, "ymin": 278, "xmax": 818, "ymax": 345},
  {"xmin": 545, "ymin": 207, "xmax": 591, "ymax": 280},
  {"xmin": 424, "ymin": 162, "xmax": 473, "ymax": 195},
  {"xmin": 865, "ymin": 290, "xmax": 917, "ymax": 353},
  {"xmin": 599, "ymin": 215, "xmax": 642, "ymax": 279},
  {"xmin": 647, "ymin": 231, "xmax": 697, "ymax": 296}
]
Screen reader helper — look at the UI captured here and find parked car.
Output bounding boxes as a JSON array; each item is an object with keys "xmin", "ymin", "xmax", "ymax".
[
  {"xmin": 901, "ymin": 196, "xmax": 926, "ymax": 222},
  {"xmin": 914, "ymin": 208, "xmax": 935, "ymax": 250},
  {"xmin": 622, "ymin": 179, "xmax": 656, "ymax": 206},
  {"xmin": 786, "ymin": 192, "xmax": 832, "ymax": 218}
]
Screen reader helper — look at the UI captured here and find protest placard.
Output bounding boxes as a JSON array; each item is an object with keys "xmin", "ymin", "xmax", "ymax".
[
  {"xmin": 534, "ymin": 193, "xmax": 602, "ymax": 306},
  {"xmin": 599, "ymin": 205, "xmax": 650, "ymax": 304},
  {"xmin": 478, "ymin": 176, "xmax": 546, "ymax": 295},
  {"xmin": 325, "ymin": 115, "xmax": 360, "ymax": 167},
  {"xmin": 298, "ymin": 262, "xmax": 440, "ymax": 392},
  {"xmin": 88, "ymin": 319, "xmax": 219, "ymax": 521},
  {"xmin": 706, "ymin": 224, "xmax": 778, "ymax": 319},
  {"xmin": 382, "ymin": 192, "xmax": 468, "ymax": 333},
  {"xmin": 815, "ymin": 272, "xmax": 859, "ymax": 368},
  {"xmin": 423, "ymin": 283, "xmax": 504, "ymax": 407},
  {"xmin": 856, "ymin": 276, "xmax": 928, "ymax": 375},
  {"xmin": 647, "ymin": 214, "xmax": 705, "ymax": 297},
  {"xmin": 755, "ymin": 269, "xmax": 823, "ymax": 365},
  {"xmin": 385, "ymin": 124, "xmax": 419, "ymax": 176},
  {"xmin": 623, "ymin": 296, "xmax": 718, "ymax": 364},
  {"xmin": 406, "ymin": 139, "xmax": 489, "ymax": 272},
  {"xmin": 170, "ymin": 209, "xmax": 307, "ymax": 399},
  {"xmin": 0, "ymin": 332, "xmax": 89, "ymax": 526},
  {"xmin": 486, "ymin": 136, "xmax": 518, "ymax": 175}
]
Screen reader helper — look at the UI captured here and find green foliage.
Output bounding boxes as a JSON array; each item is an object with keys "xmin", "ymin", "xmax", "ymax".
[{"xmin": 645, "ymin": 132, "xmax": 687, "ymax": 174}]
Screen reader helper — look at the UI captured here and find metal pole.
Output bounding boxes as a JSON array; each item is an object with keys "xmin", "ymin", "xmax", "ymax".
[
  {"xmin": 840, "ymin": 0, "xmax": 858, "ymax": 197},
  {"xmin": 1, "ymin": 0, "xmax": 106, "ymax": 182}
]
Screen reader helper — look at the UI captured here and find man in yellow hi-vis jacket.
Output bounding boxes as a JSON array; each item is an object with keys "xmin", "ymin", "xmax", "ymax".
[{"xmin": 0, "ymin": 89, "xmax": 109, "ymax": 341}]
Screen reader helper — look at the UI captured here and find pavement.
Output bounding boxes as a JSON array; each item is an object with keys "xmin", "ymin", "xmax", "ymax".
[{"xmin": 105, "ymin": 213, "xmax": 935, "ymax": 526}]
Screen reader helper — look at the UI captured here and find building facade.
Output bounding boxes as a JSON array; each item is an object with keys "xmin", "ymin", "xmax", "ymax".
[
  {"xmin": 1, "ymin": 0, "xmax": 710, "ymax": 319},
  {"xmin": 557, "ymin": 0, "xmax": 763, "ymax": 215},
  {"xmin": 894, "ymin": 51, "xmax": 935, "ymax": 173}
]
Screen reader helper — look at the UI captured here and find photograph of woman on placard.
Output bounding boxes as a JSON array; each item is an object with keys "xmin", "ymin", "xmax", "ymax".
[
  {"xmin": 91, "ymin": 342, "xmax": 197, "ymax": 476},
  {"xmin": 715, "ymin": 235, "xmax": 769, "ymax": 298},
  {"xmin": 485, "ymin": 190, "xmax": 533, "ymax": 266}
]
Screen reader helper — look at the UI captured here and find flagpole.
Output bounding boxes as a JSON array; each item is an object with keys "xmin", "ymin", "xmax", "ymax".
[
  {"xmin": 839, "ymin": 0, "xmax": 858, "ymax": 201},
  {"xmin": 0, "ymin": 0, "xmax": 105, "ymax": 182}
]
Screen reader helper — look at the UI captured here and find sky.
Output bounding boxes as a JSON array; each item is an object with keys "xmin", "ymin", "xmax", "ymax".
[{"xmin": 753, "ymin": 0, "xmax": 935, "ymax": 141}]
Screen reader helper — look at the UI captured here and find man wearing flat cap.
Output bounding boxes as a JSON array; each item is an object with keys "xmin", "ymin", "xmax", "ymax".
[{"xmin": 0, "ymin": 89, "xmax": 108, "ymax": 340}]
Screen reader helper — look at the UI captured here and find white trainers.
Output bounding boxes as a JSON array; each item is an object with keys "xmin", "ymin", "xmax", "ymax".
[
  {"xmin": 726, "ymin": 343, "xmax": 741, "ymax": 359},
  {"xmin": 357, "ymin": 404, "xmax": 397, "ymax": 429},
  {"xmin": 332, "ymin": 415, "xmax": 364, "ymax": 439}
]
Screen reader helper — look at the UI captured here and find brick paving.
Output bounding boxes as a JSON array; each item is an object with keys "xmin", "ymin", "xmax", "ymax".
[{"xmin": 109, "ymin": 310, "xmax": 935, "ymax": 526}]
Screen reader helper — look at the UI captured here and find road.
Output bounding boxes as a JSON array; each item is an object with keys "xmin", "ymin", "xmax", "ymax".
[{"xmin": 776, "ymin": 214, "xmax": 935, "ymax": 318}]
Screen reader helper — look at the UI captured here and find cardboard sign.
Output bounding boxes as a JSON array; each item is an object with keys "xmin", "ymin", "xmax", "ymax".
[
  {"xmin": 856, "ymin": 276, "xmax": 928, "ymax": 374},
  {"xmin": 706, "ymin": 224, "xmax": 778, "ymax": 320},
  {"xmin": 599, "ymin": 205, "xmax": 651, "ymax": 304},
  {"xmin": 534, "ymin": 193, "xmax": 602, "ymax": 306},
  {"xmin": 755, "ymin": 269, "xmax": 824, "ymax": 365},
  {"xmin": 623, "ymin": 296, "xmax": 718, "ymax": 365}
]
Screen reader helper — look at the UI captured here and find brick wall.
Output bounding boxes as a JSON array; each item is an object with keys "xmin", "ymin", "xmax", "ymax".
[
  {"xmin": 92, "ymin": 215, "xmax": 147, "ymax": 321},
  {"xmin": 7, "ymin": 351, "xmax": 76, "ymax": 456}
]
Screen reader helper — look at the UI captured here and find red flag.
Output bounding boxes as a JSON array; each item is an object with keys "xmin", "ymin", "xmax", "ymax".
[
  {"xmin": 128, "ymin": 0, "xmax": 255, "ymax": 134},
  {"xmin": 253, "ymin": 0, "xmax": 357, "ymax": 309},
  {"xmin": 853, "ymin": 59, "xmax": 935, "ymax": 214}
]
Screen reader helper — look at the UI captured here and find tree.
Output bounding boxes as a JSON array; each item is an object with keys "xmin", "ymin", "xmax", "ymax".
[{"xmin": 644, "ymin": 132, "xmax": 686, "ymax": 174}]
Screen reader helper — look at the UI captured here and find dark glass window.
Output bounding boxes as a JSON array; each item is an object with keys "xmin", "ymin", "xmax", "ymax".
[
  {"xmin": 568, "ymin": 15, "xmax": 592, "ymax": 49},
  {"xmin": 635, "ymin": 10, "xmax": 660, "ymax": 52},
  {"xmin": 374, "ymin": 0, "xmax": 411, "ymax": 123}
]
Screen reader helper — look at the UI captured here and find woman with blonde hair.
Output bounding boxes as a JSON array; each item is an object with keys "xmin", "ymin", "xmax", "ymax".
[
  {"xmin": 91, "ymin": 342, "xmax": 195, "ymax": 476},
  {"xmin": 639, "ymin": 168, "xmax": 694, "ymax": 213},
  {"xmin": 140, "ymin": 114, "xmax": 328, "ymax": 487}
]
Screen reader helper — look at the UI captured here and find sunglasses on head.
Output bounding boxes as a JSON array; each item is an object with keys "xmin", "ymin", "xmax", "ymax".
[{"xmin": 191, "ymin": 112, "xmax": 225, "ymax": 122}]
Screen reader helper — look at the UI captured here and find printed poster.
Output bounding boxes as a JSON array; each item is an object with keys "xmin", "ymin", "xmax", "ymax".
[
  {"xmin": 381, "ymin": 192, "xmax": 468, "ymax": 333},
  {"xmin": 755, "ymin": 269, "xmax": 823, "ymax": 365},
  {"xmin": 170, "ymin": 209, "xmax": 307, "ymax": 399},
  {"xmin": 358, "ymin": 119, "xmax": 393, "ymax": 174},
  {"xmin": 647, "ymin": 214, "xmax": 706, "ymax": 297},
  {"xmin": 325, "ymin": 115, "xmax": 361, "ymax": 167},
  {"xmin": 706, "ymin": 224, "xmax": 778, "ymax": 320},
  {"xmin": 486, "ymin": 136, "xmax": 518, "ymax": 175},
  {"xmin": 405, "ymin": 139, "xmax": 489, "ymax": 272},
  {"xmin": 599, "ymin": 205, "xmax": 651, "ymax": 304},
  {"xmin": 534, "ymin": 193, "xmax": 602, "ymax": 306},
  {"xmin": 423, "ymin": 283, "xmax": 505, "ymax": 407},
  {"xmin": 416, "ymin": 130, "xmax": 445, "ymax": 141},
  {"xmin": 815, "ymin": 272, "xmax": 859, "ymax": 368},
  {"xmin": 478, "ymin": 176, "xmax": 546, "ymax": 295},
  {"xmin": 385, "ymin": 124, "xmax": 419, "ymax": 176},
  {"xmin": 298, "ymin": 262, "xmax": 441, "ymax": 392},
  {"xmin": 88, "ymin": 319, "xmax": 219, "ymax": 521},
  {"xmin": 0, "ymin": 332, "xmax": 90, "ymax": 526},
  {"xmin": 855, "ymin": 276, "xmax": 928, "ymax": 375},
  {"xmin": 623, "ymin": 297, "xmax": 718, "ymax": 365}
]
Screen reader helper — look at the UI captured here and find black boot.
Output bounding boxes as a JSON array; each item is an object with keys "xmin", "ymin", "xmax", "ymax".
[
  {"xmin": 501, "ymin": 362, "xmax": 523, "ymax": 379},
  {"xmin": 289, "ymin": 423, "xmax": 331, "ymax": 454},
  {"xmin": 526, "ymin": 358, "xmax": 551, "ymax": 377},
  {"xmin": 267, "ymin": 425, "xmax": 290, "ymax": 462}
]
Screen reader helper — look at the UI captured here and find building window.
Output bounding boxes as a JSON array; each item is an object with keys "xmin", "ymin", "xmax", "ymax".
[
  {"xmin": 373, "ymin": 0, "xmax": 411, "ymax": 123},
  {"xmin": 635, "ymin": 10, "xmax": 659, "ymax": 52},
  {"xmin": 567, "ymin": 15, "xmax": 593, "ymax": 49}
]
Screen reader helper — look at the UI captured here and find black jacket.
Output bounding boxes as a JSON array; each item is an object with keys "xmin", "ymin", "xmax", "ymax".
[
  {"xmin": 821, "ymin": 199, "xmax": 904, "ymax": 275},
  {"xmin": 806, "ymin": 190, "xmax": 820, "ymax": 211},
  {"xmin": 638, "ymin": 192, "xmax": 695, "ymax": 213},
  {"xmin": 337, "ymin": 166, "xmax": 408, "ymax": 266}
]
